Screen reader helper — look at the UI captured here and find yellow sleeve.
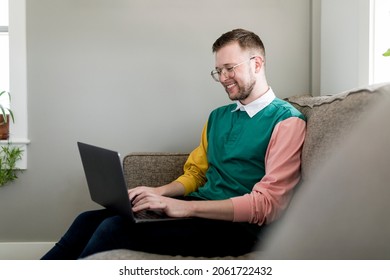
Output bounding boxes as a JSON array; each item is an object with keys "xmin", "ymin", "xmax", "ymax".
[{"xmin": 175, "ymin": 122, "xmax": 209, "ymax": 195}]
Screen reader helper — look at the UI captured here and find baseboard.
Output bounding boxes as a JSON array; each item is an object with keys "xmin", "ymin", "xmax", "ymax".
[{"xmin": 0, "ymin": 242, "xmax": 55, "ymax": 260}]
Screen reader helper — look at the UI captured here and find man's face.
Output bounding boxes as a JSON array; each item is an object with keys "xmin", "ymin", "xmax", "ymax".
[{"xmin": 214, "ymin": 42, "xmax": 256, "ymax": 103}]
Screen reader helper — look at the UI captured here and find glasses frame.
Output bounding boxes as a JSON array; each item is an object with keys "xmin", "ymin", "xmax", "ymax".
[{"xmin": 210, "ymin": 56, "xmax": 256, "ymax": 82}]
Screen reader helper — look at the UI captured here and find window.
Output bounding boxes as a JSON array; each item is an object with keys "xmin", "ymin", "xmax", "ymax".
[
  {"xmin": 370, "ymin": 0, "xmax": 390, "ymax": 84},
  {"xmin": 0, "ymin": 0, "xmax": 9, "ymax": 108},
  {"xmin": 0, "ymin": 0, "xmax": 29, "ymax": 169}
]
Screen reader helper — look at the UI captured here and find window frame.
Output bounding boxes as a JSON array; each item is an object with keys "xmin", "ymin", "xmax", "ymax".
[
  {"xmin": 0, "ymin": 0, "xmax": 29, "ymax": 169},
  {"xmin": 369, "ymin": 0, "xmax": 390, "ymax": 84}
]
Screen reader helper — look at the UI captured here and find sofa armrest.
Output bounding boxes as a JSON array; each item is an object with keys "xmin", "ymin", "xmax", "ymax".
[{"xmin": 123, "ymin": 153, "xmax": 189, "ymax": 189}]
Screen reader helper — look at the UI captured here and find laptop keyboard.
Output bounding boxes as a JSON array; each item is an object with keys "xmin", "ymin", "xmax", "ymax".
[{"xmin": 134, "ymin": 209, "xmax": 168, "ymax": 220}]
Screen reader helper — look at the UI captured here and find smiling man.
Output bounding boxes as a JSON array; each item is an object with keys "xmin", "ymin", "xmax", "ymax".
[
  {"xmin": 42, "ymin": 29, "xmax": 306, "ymax": 259},
  {"xmin": 212, "ymin": 34, "xmax": 268, "ymax": 104}
]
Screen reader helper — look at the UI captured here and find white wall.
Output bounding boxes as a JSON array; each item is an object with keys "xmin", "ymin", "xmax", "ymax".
[{"xmin": 0, "ymin": 0, "xmax": 311, "ymax": 257}]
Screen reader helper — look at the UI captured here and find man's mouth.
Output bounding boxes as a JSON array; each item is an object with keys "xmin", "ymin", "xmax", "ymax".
[{"xmin": 225, "ymin": 83, "xmax": 237, "ymax": 90}]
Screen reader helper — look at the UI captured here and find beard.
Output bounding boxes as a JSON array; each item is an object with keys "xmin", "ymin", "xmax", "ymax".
[{"xmin": 225, "ymin": 71, "xmax": 256, "ymax": 101}]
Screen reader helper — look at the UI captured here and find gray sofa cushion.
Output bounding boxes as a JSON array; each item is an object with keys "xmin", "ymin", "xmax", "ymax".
[
  {"xmin": 123, "ymin": 153, "xmax": 188, "ymax": 189},
  {"xmin": 84, "ymin": 249, "xmax": 256, "ymax": 260}
]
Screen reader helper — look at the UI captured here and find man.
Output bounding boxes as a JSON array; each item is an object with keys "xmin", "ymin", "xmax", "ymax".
[{"xmin": 42, "ymin": 29, "xmax": 306, "ymax": 259}]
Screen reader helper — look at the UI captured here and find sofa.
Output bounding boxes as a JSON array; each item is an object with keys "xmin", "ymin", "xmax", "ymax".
[{"xmin": 86, "ymin": 83, "xmax": 390, "ymax": 260}]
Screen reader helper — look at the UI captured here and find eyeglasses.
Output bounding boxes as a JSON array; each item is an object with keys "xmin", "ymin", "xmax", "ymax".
[{"xmin": 210, "ymin": 56, "xmax": 256, "ymax": 82}]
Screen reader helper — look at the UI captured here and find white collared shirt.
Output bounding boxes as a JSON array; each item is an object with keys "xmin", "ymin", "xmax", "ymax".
[{"xmin": 231, "ymin": 87, "xmax": 276, "ymax": 118}]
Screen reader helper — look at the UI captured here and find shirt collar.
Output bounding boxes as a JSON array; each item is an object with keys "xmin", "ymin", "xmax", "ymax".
[{"xmin": 231, "ymin": 87, "xmax": 276, "ymax": 118}]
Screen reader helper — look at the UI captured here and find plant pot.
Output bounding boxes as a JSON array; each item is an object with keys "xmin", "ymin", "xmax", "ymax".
[{"xmin": 0, "ymin": 115, "xmax": 10, "ymax": 140}]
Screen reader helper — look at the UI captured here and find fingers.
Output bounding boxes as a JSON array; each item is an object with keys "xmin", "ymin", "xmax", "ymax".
[
  {"xmin": 127, "ymin": 186, "xmax": 164, "ymax": 212},
  {"xmin": 128, "ymin": 186, "xmax": 150, "ymax": 201},
  {"xmin": 132, "ymin": 193, "xmax": 167, "ymax": 212},
  {"xmin": 128, "ymin": 188, "xmax": 140, "ymax": 201}
]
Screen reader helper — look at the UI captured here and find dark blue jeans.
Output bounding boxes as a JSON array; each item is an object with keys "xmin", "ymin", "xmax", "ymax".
[{"xmin": 41, "ymin": 209, "xmax": 262, "ymax": 259}]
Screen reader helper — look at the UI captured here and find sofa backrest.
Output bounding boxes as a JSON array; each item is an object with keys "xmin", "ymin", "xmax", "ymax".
[
  {"xmin": 123, "ymin": 153, "xmax": 188, "ymax": 188},
  {"xmin": 286, "ymin": 83, "xmax": 390, "ymax": 181}
]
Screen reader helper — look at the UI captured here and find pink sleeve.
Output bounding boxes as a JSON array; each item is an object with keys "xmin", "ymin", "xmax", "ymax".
[{"xmin": 230, "ymin": 117, "xmax": 306, "ymax": 225}]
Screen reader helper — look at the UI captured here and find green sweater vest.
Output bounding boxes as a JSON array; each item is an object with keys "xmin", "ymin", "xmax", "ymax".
[{"xmin": 189, "ymin": 98, "xmax": 304, "ymax": 200}]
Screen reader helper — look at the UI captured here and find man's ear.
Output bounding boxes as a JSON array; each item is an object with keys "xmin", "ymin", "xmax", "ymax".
[{"xmin": 254, "ymin": 56, "xmax": 264, "ymax": 73}]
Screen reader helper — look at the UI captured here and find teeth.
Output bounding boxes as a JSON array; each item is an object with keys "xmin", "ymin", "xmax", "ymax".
[{"xmin": 227, "ymin": 83, "xmax": 236, "ymax": 89}]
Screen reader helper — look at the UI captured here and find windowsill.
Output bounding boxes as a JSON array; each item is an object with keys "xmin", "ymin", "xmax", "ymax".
[{"xmin": 0, "ymin": 138, "xmax": 30, "ymax": 169}]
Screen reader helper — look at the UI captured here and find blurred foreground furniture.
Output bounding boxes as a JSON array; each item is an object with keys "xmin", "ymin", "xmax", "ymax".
[{"xmin": 257, "ymin": 83, "xmax": 390, "ymax": 259}]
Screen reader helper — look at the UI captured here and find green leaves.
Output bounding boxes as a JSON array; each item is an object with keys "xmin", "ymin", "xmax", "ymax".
[
  {"xmin": 0, "ymin": 145, "xmax": 24, "ymax": 186},
  {"xmin": 0, "ymin": 91, "xmax": 14, "ymax": 124},
  {"xmin": 383, "ymin": 48, "xmax": 390, "ymax": 57}
]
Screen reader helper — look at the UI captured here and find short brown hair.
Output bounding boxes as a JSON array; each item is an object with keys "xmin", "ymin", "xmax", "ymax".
[{"xmin": 212, "ymin": 28, "xmax": 265, "ymax": 57}]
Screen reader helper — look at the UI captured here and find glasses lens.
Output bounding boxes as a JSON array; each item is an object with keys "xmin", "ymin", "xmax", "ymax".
[{"xmin": 211, "ymin": 71, "xmax": 220, "ymax": 82}]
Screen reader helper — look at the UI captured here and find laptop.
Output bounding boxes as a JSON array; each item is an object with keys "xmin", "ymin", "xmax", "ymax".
[{"xmin": 77, "ymin": 142, "xmax": 183, "ymax": 223}]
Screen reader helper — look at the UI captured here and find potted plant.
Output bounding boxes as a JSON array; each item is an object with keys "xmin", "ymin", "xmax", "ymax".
[
  {"xmin": 0, "ymin": 144, "xmax": 23, "ymax": 186},
  {"xmin": 0, "ymin": 90, "xmax": 15, "ymax": 140}
]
